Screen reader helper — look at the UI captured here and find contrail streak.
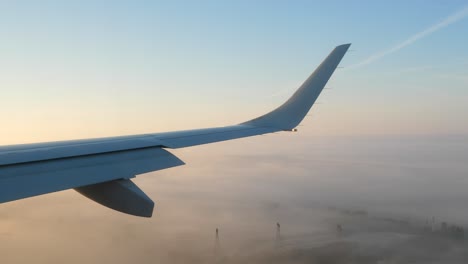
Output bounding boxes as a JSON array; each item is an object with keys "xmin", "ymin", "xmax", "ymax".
[{"xmin": 349, "ymin": 6, "xmax": 468, "ymax": 69}]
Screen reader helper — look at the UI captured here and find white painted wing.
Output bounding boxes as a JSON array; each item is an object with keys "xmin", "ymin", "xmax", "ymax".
[{"xmin": 0, "ymin": 44, "xmax": 350, "ymax": 217}]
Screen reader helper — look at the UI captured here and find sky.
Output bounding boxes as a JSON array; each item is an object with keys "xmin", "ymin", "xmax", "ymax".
[
  {"xmin": 1, "ymin": 0, "xmax": 468, "ymax": 144},
  {"xmin": 1, "ymin": 2, "xmax": 468, "ymax": 263}
]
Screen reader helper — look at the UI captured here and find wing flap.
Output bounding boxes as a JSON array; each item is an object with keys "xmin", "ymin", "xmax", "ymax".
[
  {"xmin": 0, "ymin": 148, "xmax": 184, "ymax": 203},
  {"xmin": 0, "ymin": 136, "xmax": 164, "ymax": 166}
]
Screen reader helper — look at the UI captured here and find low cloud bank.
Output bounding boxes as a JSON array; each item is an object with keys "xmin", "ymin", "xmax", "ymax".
[{"xmin": 1, "ymin": 135, "xmax": 468, "ymax": 263}]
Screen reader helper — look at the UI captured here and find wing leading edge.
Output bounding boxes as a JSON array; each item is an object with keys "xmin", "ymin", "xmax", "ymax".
[{"xmin": 0, "ymin": 44, "xmax": 350, "ymax": 217}]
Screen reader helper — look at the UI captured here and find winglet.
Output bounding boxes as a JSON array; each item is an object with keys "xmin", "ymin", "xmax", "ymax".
[{"xmin": 242, "ymin": 43, "xmax": 351, "ymax": 130}]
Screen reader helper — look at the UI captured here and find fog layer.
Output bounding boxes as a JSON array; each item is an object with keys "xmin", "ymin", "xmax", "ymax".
[{"xmin": 1, "ymin": 135, "xmax": 468, "ymax": 263}]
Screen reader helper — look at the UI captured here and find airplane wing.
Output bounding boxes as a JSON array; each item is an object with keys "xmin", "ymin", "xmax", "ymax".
[{"xmin": 0, "ymin": 44, "xmax": 350, "ymax": 217}]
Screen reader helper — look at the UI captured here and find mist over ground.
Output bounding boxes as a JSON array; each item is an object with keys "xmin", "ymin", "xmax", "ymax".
[{"xmin": 1, "ymin": 134, "xmax": 468, "ymax": 263}]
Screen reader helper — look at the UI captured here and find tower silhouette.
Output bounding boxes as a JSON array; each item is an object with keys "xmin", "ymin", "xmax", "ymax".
[
  {"xmin": 214, "ymin": 228, "xmax": 220, "ymax": 257},
  {"xmin": 275, "ymin": 222, "xmax": 281, "ymax": 248}
]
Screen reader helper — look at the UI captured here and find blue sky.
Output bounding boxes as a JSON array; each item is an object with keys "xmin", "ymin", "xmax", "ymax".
[
  {"xmin": 2, "ymin": 3, "xmax": 468, "ymax": 262},
  {"xmin": 1, "ymin": 1, "xmax": 468, "ymax": 143}
]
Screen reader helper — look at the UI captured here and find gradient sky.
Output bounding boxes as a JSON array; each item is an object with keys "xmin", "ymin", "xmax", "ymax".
[
  {"xmin": 2, "ymin": 3, "xmax": 468, "ymax": 263},
  {"xmin": 1, "ymin": 0, "xmax": 468, "ymax": 144}
]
